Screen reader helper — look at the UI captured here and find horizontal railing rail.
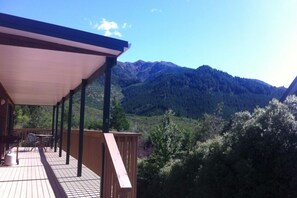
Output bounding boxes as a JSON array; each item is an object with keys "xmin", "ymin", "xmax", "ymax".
[
  {"xmin": 14, "ymin": 128, "xmax": 52, "ymax": 143},
  {"xmin": 103, "ymin": 133, "xmax": 132, "ymax": 197}
]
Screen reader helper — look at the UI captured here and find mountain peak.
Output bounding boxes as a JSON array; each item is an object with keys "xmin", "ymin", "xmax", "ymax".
[
  {"xmin": 116, "ymin": 60, "xmax": 186, "ymax": 82},
  {"xmin": 134, "ymin": 60, "xmax": 146, "ymax": 65},
  {"xmin": 132, "ymin": 60, "xmax": 179, "ymax": 67},
  {"xmin": 197, "ymin": 65, "xmax": 212, "ymax": 69}
]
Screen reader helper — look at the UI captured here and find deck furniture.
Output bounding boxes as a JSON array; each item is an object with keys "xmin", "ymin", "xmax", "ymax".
[
  {"xmin": 23, "ymin": 133, "xmax": 39, "ymax": 151},
  {"xmin": 35, "ymin": 134, "xmax": 52, "ymax": 151}
]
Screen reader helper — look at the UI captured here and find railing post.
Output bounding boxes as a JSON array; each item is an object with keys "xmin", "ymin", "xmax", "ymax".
[
  {"xmin": 101, "ymin": 57, "xmax": 116, "ymax": 198},
  {"xmin": 6, "ymin": 105, "xmax": 14, "ymax": 150},
  {"xmin": 77, "ymin": 79, "xmax": 87, "ymax": 177},
  {"xmin": 59, "ymin": 97, "xmax": 65, "ymax": 157},
  {"xmin": 54, "ymin": 102, "xmax": 59, "ymax": 152},
  {"xmin": 51, "ymin": 106, "xmax": 56, "ymax": 149},
  {"xmin": 102, "ymin": 57, "xmax": 116, "ymax": 133},
  {"xmin": 8, "ymin": 105, "xmax": 13, "ymax": 135},
  {"xmin": 100, "ymin": 143, "xmax": 105, "ymax": 198},
  {"xmin": 66, "ymin": 90, "xmax": 74, "ymax": 165}
]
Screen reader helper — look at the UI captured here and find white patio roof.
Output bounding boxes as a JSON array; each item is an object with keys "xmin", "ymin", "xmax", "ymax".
[{"xmin": 0, "ymin": 13, "xmax": 129, "ymax": 105}]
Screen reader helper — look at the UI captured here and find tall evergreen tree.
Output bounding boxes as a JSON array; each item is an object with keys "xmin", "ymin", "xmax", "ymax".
[
  {"xmin": 110, "ymin": 97, "xmax": 129, "ymax": 131},
  {"xmin": 149, "ymin": 110, "xmax": 184, "ymax": 167}
]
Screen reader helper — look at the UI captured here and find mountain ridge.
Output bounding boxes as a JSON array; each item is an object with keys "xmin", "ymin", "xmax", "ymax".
[{"xmin": 85, "ymin": 60, "xmax": 286, "ymax": 119}]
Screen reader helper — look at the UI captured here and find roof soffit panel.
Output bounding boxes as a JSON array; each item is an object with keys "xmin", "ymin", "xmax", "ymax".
[
  {"xmin": 0, "ymin": 45, "xmax": 105, "ymax": 81},
  {"xmin": 0, "ymin": 45, "xmax": 106, "ymax": 105},
  {"xmin": 0, "ymin": 13, "xmax": 129, "ymax": 105}
]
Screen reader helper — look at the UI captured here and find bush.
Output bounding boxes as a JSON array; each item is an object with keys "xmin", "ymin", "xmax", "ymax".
[{"xmin": 149, "ymin": 98, "xmax": 297, "ymax": 198}]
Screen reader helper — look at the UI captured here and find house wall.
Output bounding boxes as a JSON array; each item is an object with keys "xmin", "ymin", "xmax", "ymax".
[{"xmin": 0, "ymin": 83, "xmax": 14, "ymax": 159}]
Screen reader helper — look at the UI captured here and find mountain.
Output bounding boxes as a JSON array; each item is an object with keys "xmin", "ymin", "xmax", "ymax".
[
  {"xmin": 85, "ymin": 61, "xmax": 286, "ymax": 119},
  {"xmin": 111, "ymin": 60, "xmax": 190, "ymax": 87}
]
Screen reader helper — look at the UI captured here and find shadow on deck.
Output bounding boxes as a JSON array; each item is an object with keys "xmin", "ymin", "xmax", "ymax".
[{"xmin": 0, "ymin": 147, "xmax": 100, "ymax": 198}]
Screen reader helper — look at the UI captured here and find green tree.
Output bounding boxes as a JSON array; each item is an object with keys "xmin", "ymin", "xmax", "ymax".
[
  {"xmin": 26, "ymin": 106, "xmax": 52, "ymax": 128},
  {"xmin": 284, "ymin": 95, "xmax": 297, "ymax": 118},
  {"xmin": 14, "ymin": 105, "xmax": 52, "ymax": 128},
  {"xmin": 138, "ymin": 110, "xmax": 186, "ymax": 198},
  {"xmin": 164, "ymin": 98, "xmax": 297, "ymax": 198},
  {"xmin": 195, "ymin": 103, "xmax": 225, "ymax": 142},
  {"xmin": 14, "ymin": 106, "xmax": 30, "ymax": 128},
  {"xmin": 149, "ymin": 110, "xmax": 184, "ymax": 167},
  {"xmin": 110, "ymin": 97, "xmax": 129, "ymax": 131}
]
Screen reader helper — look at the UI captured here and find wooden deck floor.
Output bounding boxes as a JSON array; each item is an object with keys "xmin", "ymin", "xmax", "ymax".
[{"xmin": 0, "ymin": 147, "xmax": 100, "ymax": 198}]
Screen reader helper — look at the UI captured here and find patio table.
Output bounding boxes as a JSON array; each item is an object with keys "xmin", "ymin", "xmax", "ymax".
[{"xmin": 35, "ymin": 134, "xmax": 52, "ymax": 151}]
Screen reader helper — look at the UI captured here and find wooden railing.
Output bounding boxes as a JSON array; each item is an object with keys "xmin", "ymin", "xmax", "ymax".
[
  {"xmin": 14, "ymin": 128, "xmax": 52, "ymax": 144},
  {"xmin": 15, "ymin": 128, "xmax": 140, "ymax": 198},
  {"xmin": 103, "ymin": 133, "xmax": 139, "ymax": 197},
  {"xmin": 63, "ymin": 130, "xmax": 139, "ymax": 198}
]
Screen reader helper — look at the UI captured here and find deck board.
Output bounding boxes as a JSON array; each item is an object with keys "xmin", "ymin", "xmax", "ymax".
[{"xmin": 0, "ymin": 147, "xmax": 101, "ymax": 197}]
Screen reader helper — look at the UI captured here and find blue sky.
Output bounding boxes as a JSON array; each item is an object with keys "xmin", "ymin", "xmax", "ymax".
[{"xmin": 1, "ymin": 0, "xmax": 297, "ymax": 87}]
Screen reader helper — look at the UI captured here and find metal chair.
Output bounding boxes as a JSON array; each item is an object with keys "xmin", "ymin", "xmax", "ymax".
[{"xmin": 23, "ymin": 133, "xmax": 39, "ymax": 151}]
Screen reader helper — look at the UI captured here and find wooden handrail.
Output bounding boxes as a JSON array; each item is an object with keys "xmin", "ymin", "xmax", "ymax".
[{"xmin": 104, "ymin": 133, "xmax": 132, "ymax": 190}]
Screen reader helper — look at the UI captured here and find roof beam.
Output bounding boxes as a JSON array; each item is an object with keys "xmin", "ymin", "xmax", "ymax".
[
  {"xmin": 0, "ymin": 32, "xmax": 116, "ymax": 57},
  {"xmin": 0, "ymin": 13, "xmax": 129, "ymax": 51}
]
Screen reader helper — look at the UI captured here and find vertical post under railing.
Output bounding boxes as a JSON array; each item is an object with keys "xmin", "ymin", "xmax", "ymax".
[
  {"xmin": 77, "ymin": 79, "xmax": 87, "ymax": 177},
  {"xmin": 101, "ymin": 57, "xmax": 116, "ymax": 198},
  {"xmin": 54, "ymin": 102, "xmax": 59, "ymax": 152},
  {"xmin": 59, "ymin": 97, "xmax": 65, "ymax": 157},
  {"xmin": 66, "ymin": 90, "xmax": 74, "ymax": 165},
  {"xmin": 100, "ymin": 143, "xmax": 106, "ymax": 197},
  {"xmin": 6, "ymin": 105, "xmax": 13, "ymax": 150},
  {"xmin": 51, "ymin": 106, "xmax": 56, "ymax": 149},
  {"xmin": 8, "ymin": 105, "xmax": 13, "ymax": 135},
  {"xmin": 102, "ymin": 57, "xmax": 115, "ymax": 133}
]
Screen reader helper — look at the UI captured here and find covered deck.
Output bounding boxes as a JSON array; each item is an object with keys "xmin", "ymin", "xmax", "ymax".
[
  {"xmin": 0, "ymin": 13, "xmax": 138, "ymax": 198},
  {"xmin": 0, "ymin": 147, "xmax": 100, "ymax": 197}
]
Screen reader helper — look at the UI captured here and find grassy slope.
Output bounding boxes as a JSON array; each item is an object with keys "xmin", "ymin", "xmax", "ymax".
[
  {"xmin": 128, "ymin": 114, "xmax": 197, "ymax": 134},
  {"xmin": 81, "ymin": 105, "xmax": 198, "ymax": 134}
]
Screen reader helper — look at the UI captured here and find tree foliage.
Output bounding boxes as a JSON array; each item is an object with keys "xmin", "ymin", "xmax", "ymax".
[
  {"xmin": 183, "ymin": 99, "xmax": 297, "ymax": 198},
  {"xmin": 139, "ymin": 97, "xmax": 297, "ymax": 198},
  {"xmin": 14, "ymin": 106, "xmax": 30, "ymax": 128},
  {"xmin": 195, "ymin": 103, "xmax": 225, "ymax": 141},
  {"xmin": 110, "ymin": 97, "xmax": 129, "ymax": 131},
  {"xmin": 138, "ymin": 110, "xmax": 187, "ymax": 197},
  {"xmin": 149, "ymin": 110, "xmax": 184, "ymax": 166},
  {"xmin": 14, "ymin": 105, "xmax": 52, "ymax": 128}
]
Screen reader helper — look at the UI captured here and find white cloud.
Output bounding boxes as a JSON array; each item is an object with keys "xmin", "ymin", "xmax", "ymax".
[
  {"xmin": 122, "ymin": 22, "xmax": 132, "ymax": 29},
  {"xmin": 90, "ymin": 18, "xmax": 131, "ymax": 38},
  {"xmin": 97, "ymin": 18, "xmax": 119, "ymax": 31},
  {"xmin": 151, "ymin": 8, "xmax": 162, "ymax": 13},
  {"xmin": 93, "ymin": 18, "xmax": 122, "ymax": 37},
  {"xmin": 113, "ymin": 31, "xmax": 122, "ymax": 37},
  {"xmin": 122, "ymin": 23, "xmax": 127, "ymax": 29}
]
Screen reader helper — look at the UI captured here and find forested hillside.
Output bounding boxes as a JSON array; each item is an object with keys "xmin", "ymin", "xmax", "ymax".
[{"xmin": 108, "ymin": 61, "xmax": 285, "ymax": 118}]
